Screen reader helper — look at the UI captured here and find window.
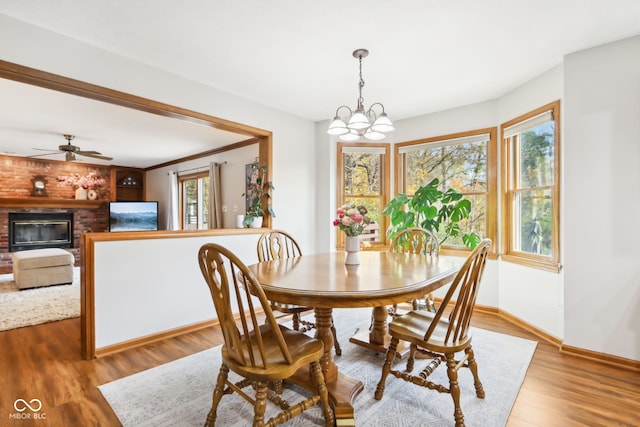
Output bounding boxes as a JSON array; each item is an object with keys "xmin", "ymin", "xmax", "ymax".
[
  {"xmin": 501, "ymin": 101, "xmax": 560, "ymax": 272},
  {"xmin": 337, "ymin": 143, "xmax": 390, "ymax": 248},
  {"xmin": 179, "ymin": 172, "xmax": 209, "ymax": 230},
  {"xmin": 395, "ymin": 129, "xmax": 497, "ymax": 255}
]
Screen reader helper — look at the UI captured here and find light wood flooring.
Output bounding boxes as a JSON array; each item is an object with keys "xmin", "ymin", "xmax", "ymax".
[{"xmin": 1, "ymin": 311, "xmax": 638, "ymax": 426}]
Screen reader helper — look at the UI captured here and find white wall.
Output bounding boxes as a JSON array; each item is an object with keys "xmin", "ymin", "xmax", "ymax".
[
  {"xmin": 563, "ymin": 35, "xmax": 640, "ymax": 360},
  {"xmin": 145, "ymin": 144, "xmax": 259, "ymax": 230},
  {"xmin": 93, "ymin": 233, "xmax": 260, "ymax": 349}
]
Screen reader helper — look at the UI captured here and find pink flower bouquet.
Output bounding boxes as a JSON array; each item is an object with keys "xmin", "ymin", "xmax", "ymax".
[{"xmin": 332, "ymin": 203, "xmax": 371, "ymax": 236}]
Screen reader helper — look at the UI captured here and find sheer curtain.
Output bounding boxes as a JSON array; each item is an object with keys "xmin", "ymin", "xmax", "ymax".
[
  {"xmin": 167, "ymin": 171, "xmax": 179, "ymax": 230},
  {"xmin": 207, "ymin": 162, "xmax": 223, "ymax": 229}
]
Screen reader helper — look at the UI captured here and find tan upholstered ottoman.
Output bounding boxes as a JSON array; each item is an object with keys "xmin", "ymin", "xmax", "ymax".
[{"xmin": 11, "ymin": 248, "xmax": 75, "ymax": 290}]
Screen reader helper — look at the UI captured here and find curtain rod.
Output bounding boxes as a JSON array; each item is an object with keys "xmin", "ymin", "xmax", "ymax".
[{"xmin": 169, "ymin": 161, "xmax": 228, "ymax": 175}]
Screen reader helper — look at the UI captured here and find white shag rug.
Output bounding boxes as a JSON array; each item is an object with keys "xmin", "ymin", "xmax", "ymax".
[
  {"xmin": 99, "ymin": 307, "xmax": 537, "ymax": 427},
  {"xmin": 0, "ymin": 267, "xmax": 80, "ymax": 331}
]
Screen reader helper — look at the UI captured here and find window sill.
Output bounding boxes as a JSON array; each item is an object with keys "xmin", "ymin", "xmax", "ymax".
[{"xmin": 500, "ymin": 254, "xmax": 561, "ymax": 273}]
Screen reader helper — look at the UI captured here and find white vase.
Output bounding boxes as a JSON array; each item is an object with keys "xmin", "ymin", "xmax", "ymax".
[
  {"xmin": 75, "ymin": 187, "xmax": 88, "ymax": 200},
  {"xmin": 344, "ymin": 235, "xmax": 361, "ymax": 265},
  {"xmin": 249, "ymin": 216, "xmax": 263, "ymax": 228},
  {"xmin": 87, "ymin": 189, "xmax": 98, "ymax": 200}
]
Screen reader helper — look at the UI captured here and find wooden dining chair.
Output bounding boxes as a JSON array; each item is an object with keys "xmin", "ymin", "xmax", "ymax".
[
  {"xmin": 389, "ymin": 227, "xmax": 440, "ymax": 315},
  {"xmin": 375, "ymin": 238, "xmax": 492, "ymax": 427},
  {"xmin": 198, "ymin": 243, "xmax": 334, "ymax": 427},
  {"xmin": 257, "ymin": 230, "xmax": 341, "ymax": 355}
]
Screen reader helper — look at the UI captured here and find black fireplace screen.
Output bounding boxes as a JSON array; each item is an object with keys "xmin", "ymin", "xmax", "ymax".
[{"xmin": 8, "ymin": 213, "xmax": 73, "ymax": 252}]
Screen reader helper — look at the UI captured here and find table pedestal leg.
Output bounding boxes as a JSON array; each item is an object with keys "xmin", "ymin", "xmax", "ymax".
[
  {"xmin": 313, "ymin": 307, "xmax": 338, "ymax": 382},
  {"xmin": 286, "ymin": 307, "xmax": 363, "ymax": 426},
  {"xmin": 349, "ymin": 306, "xmax": 411, "ymax": 358}
]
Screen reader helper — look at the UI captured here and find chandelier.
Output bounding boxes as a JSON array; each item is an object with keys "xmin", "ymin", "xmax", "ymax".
[{"xmin": 327, "ymin": 49, "xmax": 394, "ymax": 141}]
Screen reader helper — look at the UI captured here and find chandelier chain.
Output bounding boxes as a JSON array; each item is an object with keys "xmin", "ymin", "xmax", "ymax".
[{"xmin": 358, "ymin": 54, "xmax": 365, "ymax": 107}]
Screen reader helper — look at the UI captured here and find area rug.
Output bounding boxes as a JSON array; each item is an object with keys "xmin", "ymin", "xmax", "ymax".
[
  {"xmin": 0, "ymin": 267, "xmax": 80, "ymax": 331},
  {"xmin": 99, "ymin": 308, "xmax": 537, "ymax": 426}
]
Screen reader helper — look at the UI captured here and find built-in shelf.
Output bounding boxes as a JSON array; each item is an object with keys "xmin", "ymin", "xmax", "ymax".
[
  {"xmin": 0, "ymin": 197, "xmax": 106, "ymax": 209},
  {"xmin": 112, "ymin": 168, "xmax": 144, "ymax": 201}
]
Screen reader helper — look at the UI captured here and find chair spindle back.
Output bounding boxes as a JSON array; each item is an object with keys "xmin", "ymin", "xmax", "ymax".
[
  {"xmin": 390, "ymin": 227, "xmax": 439, "ymax": 256},
  {"xmin": 257, "ymin": 229, "xmax": 302, "ymax": 262},
  {"xmin": 198, "ymin": 243, "xmax": 293, "ymax": 368},
  {"xmin": 423, "ymin": 238, "xmax": 491, "ymax": 344}
]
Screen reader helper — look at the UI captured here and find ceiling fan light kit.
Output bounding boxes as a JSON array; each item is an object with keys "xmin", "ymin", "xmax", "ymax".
[{"xmin": 327, "ymin": 49, "xmax": 395, "ymax": 142}]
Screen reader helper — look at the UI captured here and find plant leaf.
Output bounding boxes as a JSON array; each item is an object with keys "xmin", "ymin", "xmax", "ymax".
[
  {"xmin": 462, "ymin": 233, "xmax": 481, "ymax": 249},
  {"xmin": 450, "ymin": 199, "xmax": 472, "ymax": 222}
]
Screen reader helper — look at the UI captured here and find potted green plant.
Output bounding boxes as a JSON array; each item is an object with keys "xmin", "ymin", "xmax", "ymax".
[
  {"xmin": 383, "ymin": 178, "xmax": 481, "ymax": 249},
  {"xmin": 243, "ymin": 163, "xmax": 275, "ymax": 227}
]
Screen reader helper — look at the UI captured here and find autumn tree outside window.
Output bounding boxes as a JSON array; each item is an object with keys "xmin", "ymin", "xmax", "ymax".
[{"xmin": 394, "ymin": 129, "xmax": 497, "ymax": 255}]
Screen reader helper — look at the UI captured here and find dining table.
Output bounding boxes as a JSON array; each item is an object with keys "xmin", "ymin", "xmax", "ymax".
[{"xmin": 247, "ymin": 250, "xmax": 459, "ymax": 426}]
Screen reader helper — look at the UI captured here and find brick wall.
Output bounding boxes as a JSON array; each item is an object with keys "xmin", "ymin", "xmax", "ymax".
[
  {"xmin": 0, "ymin": 155, "xmax": 111, "ymax": 200},
  {"xmin": 0, "ymin": 155, "xmax": 111, "ymax": 273}
]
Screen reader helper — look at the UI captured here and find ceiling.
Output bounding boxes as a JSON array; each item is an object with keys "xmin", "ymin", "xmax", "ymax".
[
  {"xmin": 0, "ymin": 78, "xmax": 251, "ymax": 168},
  {"xmin": 1, "ymin": 1, "xmax": 640, "ymax": 168}
]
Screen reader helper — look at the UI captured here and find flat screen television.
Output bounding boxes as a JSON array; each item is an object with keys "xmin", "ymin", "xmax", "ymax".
[{"xmin": 109, "ymin": 201, "xmax": 159, "ymax": 232}]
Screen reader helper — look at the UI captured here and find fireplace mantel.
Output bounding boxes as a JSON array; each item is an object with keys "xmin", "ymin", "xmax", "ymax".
[{"xmin": 0, "ymin": 197, "xmax": 106, "ymax": 209}]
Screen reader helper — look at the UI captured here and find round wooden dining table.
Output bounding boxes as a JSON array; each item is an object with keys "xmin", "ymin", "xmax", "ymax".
[{"xmin": 247, "ymin": 250, "xmax": 459, "ymax": 425}]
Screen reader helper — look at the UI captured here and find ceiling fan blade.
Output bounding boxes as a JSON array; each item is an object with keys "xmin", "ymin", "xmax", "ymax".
[
  {"xmin": 32, "ymin": 147, "xmax": 60, "ymax": 152},
  {"xmin": 28, "ymin": 152, "xmax": 59, "ymax": 158},
  {"xmin": 77, "ymin": 151, "xmax": 113, "ymax": 161}
]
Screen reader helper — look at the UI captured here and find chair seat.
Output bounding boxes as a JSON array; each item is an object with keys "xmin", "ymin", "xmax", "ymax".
[
  {"xmin": 389, "ymin": 310, "xmax": 472, "ymax": 354},
  {"xmin": 223, "ymin": 324, "xmax": 325, "ymax": 381}
]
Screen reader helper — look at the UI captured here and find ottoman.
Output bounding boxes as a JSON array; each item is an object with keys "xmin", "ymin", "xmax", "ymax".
[{"xmin": 11, "ymin": 248, "xmax": 75, "ymax": 290}]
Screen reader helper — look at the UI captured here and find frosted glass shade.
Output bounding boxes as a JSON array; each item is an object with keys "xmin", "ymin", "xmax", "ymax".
[
  {"xmin": 327, "ymin": 117, "xmax": 349, "ymax": 135},
  {"xmin": 370, "ymin": 113, "xmax": 395, "ymax": 133}
]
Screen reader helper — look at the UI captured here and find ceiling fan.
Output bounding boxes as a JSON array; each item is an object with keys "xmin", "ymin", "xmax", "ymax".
[{"xmin": 32, "ymin": 134, "xmax": 113, "ymax": 162}]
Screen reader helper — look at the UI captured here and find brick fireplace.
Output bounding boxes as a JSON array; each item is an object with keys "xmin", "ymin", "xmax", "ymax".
[
  {"xmin": 0, "ymin": 155, "xmax": 111, "ymax": 274},
  {"xmin": 0, "ymin": 206, "xmax": 109, "ymax": 273}
]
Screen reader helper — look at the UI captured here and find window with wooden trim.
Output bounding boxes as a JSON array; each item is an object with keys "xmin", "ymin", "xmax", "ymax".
[
  {"xmin": 501, "ymin": 100, "xmax": 560, "ymax": 272},
  {"xmin": 179, "ymin": 172, "xmax": 209, "ymax": 230},
  {"xmin": 337, "ymin": 143, "xmax": 390, "ymax": 248},
  {"xmin": 395, "ymin": 129, "xmax": 497, "ymax": 255}
]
